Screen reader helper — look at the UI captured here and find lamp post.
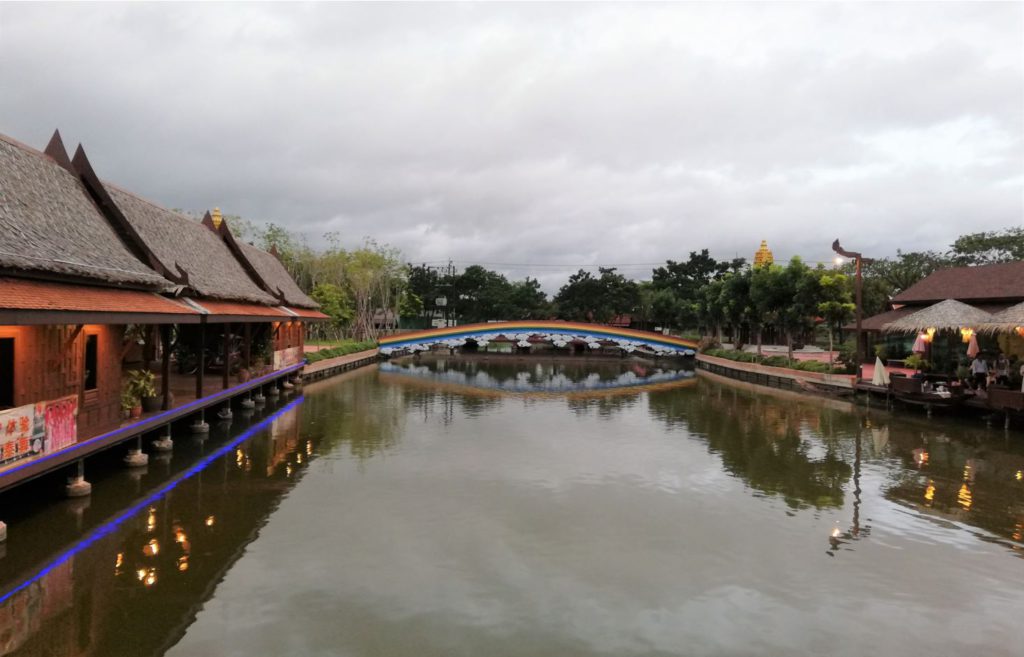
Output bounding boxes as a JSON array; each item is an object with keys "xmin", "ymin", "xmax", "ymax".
[{"xmin": 832, "ymin": 240, "xmax": 874, "ymax": 380}]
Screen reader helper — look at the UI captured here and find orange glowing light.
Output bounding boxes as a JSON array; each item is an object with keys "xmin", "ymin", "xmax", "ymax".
[
  {"xmin": 924, "ymin": 481, "xmax": 935, "ymax": 503},
  {"xmin": 958, "ymin": 483, "xmax": 972, "ymax": 511}
]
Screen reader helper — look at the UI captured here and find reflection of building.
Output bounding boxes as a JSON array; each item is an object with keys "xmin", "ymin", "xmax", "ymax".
[
  {"xmin": 0, "ymin": 401, "xmax": 308, "ymax": 656},
  {"xmin": 0, "ymin": 130, "xmax": 326, "ymax": 491}
]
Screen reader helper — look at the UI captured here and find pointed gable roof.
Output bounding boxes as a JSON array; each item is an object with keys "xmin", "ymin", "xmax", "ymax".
[
  {"xmin": 0, "ymin": 133, "xmax": 169, "ymax": 289},
  {"xmin": 103, "ymin": 184, "xmax": 279, "ymax": 305},
  {"xmin": 236, "ymin": 241, "xmax": 318, "ymax": 309}
]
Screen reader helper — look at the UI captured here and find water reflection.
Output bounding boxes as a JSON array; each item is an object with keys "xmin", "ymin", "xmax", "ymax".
[
  {"xmin": 0, "ymin": 397, "xmax": 310, "ymax": 656},
  {"xmin": 3, "ymin": 362, "xmax": 1024, "ymax": 656}
]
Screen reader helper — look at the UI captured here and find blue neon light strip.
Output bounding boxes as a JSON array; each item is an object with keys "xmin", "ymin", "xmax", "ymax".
[
  {"xmin": 0, "ymin": 395, "xmax": 304, "ymax": 607},
  {"xmin": 0, "ymin": 362, "xmax": 305, "ymax": 482},
  {"xmin": 383, "ymin": 328, "xmax": 696, "ymax": 352}
]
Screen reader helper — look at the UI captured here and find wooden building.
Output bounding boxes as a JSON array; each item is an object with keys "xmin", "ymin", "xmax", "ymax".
[{"xmin": 0, "ymin": 130, "xmax": 326, "ymax": 493}]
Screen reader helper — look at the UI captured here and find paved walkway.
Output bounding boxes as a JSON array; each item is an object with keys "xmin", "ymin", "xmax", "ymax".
[{"xmin": 304, "ymin": 348, "xmax": 379, "ymax": 375}]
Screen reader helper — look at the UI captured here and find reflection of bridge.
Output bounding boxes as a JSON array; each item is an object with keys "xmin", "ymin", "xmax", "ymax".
[
  {"xmin": 379, "ymin": 321, "xmax": 698, "ymax": 357},
  {"xmin": 379, "ymin": 361, "xmax": 697, "ymax": 399}
]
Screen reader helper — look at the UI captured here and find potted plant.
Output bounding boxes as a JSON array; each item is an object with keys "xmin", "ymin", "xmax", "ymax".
[
  {"xmin": 120, "ymin": 386, "xmax": 138, "ymax": 420},
  {"xmin": 126, "ymin": 370, "xmax": 159, "ymax": 413},
  {"xmin": 904, "ymin": 354, "xmax": 930, "ymax": 375}
]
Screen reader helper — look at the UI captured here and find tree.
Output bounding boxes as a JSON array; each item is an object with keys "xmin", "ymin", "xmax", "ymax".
[
  {"xmin": 817, "ymin": 273, "xmax": 855, "ymax": 367},
  {"xmin": 554, "ymin": 268, "xmax": 639, "ymax": 323},
  {"xmin": 719, "ymin": 270, "xmax": 752, "ymax": 347},
  {"xmin": 749, "ymin": 264, "xmax": 789, "ymax": 357},
  {"xmin": 651, "ymin": 250, "xmax": 744, "ymax": 329},
  {"xmin": 949, "ymin": 226, "xmax": 1024, "ymax": 265},
  {"xmin": 310, "ymin": 282, "xmax": 354, "ymax": 339}
]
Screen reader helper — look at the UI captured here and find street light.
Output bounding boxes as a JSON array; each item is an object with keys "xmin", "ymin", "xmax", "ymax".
[{"xmin": 832, "ymin": 240, "xmax": 874, "ymax": 380}]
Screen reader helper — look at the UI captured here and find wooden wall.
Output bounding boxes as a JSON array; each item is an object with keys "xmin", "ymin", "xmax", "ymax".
[{"xmin": 0, "ymin": 324, "xmax": 124, "ymax": 442}]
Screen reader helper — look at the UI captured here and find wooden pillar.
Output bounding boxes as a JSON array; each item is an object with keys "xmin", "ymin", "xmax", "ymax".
[
  {"xmin": 161, "ymin": 324, "xmax": 171, "ymax": 410},
  {"xmin": 196, "ymin": 320, "xmax": 206, "ymax": 400},
  {"xmin": 243, "ymin": 323, "xmax": 252, "ymax": 370},
  {"xmin": 222, "ymin": 322, "xmax": 231, "ymax": 390}
]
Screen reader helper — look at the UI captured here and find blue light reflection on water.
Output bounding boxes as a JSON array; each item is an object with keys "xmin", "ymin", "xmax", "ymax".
[{"xmin": 0, "ymin": 395, "xmax": 304, "ymax": 606}]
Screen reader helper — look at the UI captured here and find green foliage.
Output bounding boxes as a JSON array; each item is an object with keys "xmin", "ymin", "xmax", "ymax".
[
  {"xmin": 903, "ymin": 354, "xmax": 930, "ymax": 372},
  {"xmin": 122, "ymin": 369, "xmax": 156, "ymax": 409},
  {"xmin": 311, "ymin": 282, "xmax": 354, "ymax": 330},
  {"xmin": 554, "ymin": 267, "xmax": 639, "ymax": 323},
  {"xmin": 399, "ymin": 291, "xmax": 424, "ymax": 318},
  {"xmin": 305, "ymin": 340, "xmax": 378, "ymax": 364},
  {"xmin": 949, "ymin": 227, "xmax": 1024, "ymax": 265}
]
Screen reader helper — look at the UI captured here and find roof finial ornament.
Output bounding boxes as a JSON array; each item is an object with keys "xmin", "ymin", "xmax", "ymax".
[
  {"xmin": 211, "ymin": 207, "xmax": 223, "ymax": 230},
  {"xmin": 754, "ymin": 240, "xmax": 774, "ymax": 268}
]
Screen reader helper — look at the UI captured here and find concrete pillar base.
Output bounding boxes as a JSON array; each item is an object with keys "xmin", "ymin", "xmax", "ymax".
[
  {"xmin": 124, "ymin": 449, "xmax": 149, "ymax": 467},
  {"xmin": 267, "ymin": 387, "xmax": 280, "ymax": 398},
  {"xmin": 190, "ymin": 421, "xmax": 210, "ymax": 434},
  {"xmin": 152, "ymin": 437, "xmax": 173, "ymax": 452},
  {"xmin": 282, "ymin": 381, "xmax": 295, "ymax": 390},
  {"xmin": 0, "ymin": 520, "xmax": 7, "ymax": 542},
  {"xmin": 65, "ymin": 476, "xmax": 92, "ymax": 498},
  {"xmin": 217, "ymin": 407, "xmax": 233, "ymax": 420},
  {"xmin": 240, "ymin": 398, "xmax": 256, "ymax": 409},
  {"xmin": 253, "ymin": 393, "xmax": 266, "ymax": 405}
]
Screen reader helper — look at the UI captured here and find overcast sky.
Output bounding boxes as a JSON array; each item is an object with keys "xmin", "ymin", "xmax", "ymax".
[{"xmin": 1, "ymin": 2, "xmax": 1021, "ymax": 291}]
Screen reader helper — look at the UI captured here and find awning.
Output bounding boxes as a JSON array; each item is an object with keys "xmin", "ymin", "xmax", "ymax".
[
  {"xmin": 283, "ymin": 306, "xmax": 330, "ymax": 321},
  {"xmin": 182, "ymin": 299, "xmax": 292, "ymax": 323},
  {"xmin": 0, "ymin": 277, "xmax": 201, "ymax": 325}
]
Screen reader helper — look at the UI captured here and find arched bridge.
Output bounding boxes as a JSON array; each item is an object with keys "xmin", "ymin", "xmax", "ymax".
[{"xmin": 379, "ymin": 321, "xmax": 698, "ymax": 357}]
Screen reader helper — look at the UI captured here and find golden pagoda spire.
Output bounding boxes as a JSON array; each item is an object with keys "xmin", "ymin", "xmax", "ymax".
[
  {"xmin": 211, "ymin": 207, "xmax": 223, "ymax": 230},
  {"xmin": 753, "ymin": 240, "xmax": 774, "ymax": 268}
]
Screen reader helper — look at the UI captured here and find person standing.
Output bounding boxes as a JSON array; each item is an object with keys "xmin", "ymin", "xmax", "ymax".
[
  {"xmin": 970, "ymin": 355, "xmax": 989, "ymax": 391},
  {"xmin": 995, "ymin": 352, "xmax": 1010, "ymax": 386}
]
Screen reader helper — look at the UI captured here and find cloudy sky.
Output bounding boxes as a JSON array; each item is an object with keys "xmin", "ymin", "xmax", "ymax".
[{"xmin": 1, "ymin": 2, "xmax": 1021, "ymax": 291}]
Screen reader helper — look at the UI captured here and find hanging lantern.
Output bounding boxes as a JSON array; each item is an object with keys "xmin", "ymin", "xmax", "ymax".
[
  {"xmin": 925, "ymin": 327, "xmax": 936, "ymax": 343},
  {"xmin": 1016, "ymin": 326, "xmax": 1024, "ymax": 338},
  {"xmin": 960, "ymin": 327, "xmax": 974, "ymax": 343}
]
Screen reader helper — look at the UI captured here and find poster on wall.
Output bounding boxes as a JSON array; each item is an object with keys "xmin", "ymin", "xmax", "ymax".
[
  {"xmin": 273, "ymin": 346, "xmax": 303, "ymax": 370},
  {"xmin": 39, "ymin": 395, "xmax": 78, "ymax": 453},
  {"xmin": 0, "ymin": 403, "xmax": 42, "ymax": 467}
]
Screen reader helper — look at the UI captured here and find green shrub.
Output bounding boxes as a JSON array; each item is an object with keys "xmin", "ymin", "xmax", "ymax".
[
  {"xmin": 305, "ymin": 340, "xmax": 378, "ymax": 364},
  {"xmin": 788, "ymin": 360, "xmax": 827, "ymax": 373},
  {"xmin": 762, "ymin": 356, "xmax": 793, "ymax": 368}
]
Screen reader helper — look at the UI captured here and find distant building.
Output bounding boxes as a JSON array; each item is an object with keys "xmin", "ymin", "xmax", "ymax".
[{"xmin": 753, "ymin": 240, "xmax": 774, "ymax": 268}]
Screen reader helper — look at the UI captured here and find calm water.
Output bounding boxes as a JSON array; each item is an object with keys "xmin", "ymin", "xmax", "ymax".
[{"xmin": 2, "ymin": 357, "xmax": 1023, "ymax": 657}]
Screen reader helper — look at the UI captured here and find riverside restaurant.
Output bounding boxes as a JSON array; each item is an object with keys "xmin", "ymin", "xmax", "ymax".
[{"xmin": 0, "ymin": 129, "xmax": 326, "ymax": 502}]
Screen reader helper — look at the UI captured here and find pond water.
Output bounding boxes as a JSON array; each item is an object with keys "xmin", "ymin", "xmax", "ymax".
[{"xmin": 1, "ymin": 357, "xmax": 1023, "ymax": 657}]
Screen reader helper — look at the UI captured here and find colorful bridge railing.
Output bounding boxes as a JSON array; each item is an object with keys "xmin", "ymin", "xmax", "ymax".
[{"xmin": 378, "ymin": 321, "xmax": 698, "ymax": 356}]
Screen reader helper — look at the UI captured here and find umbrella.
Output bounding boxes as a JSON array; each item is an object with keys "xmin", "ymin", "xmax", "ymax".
[
  {"xmin": 912, "ymin": 334, "xmax": 927, "ymax": 353},
  {"xmin": 871, "ymin": 356, "xmax": 890, "ymax": 386},
  {"xmin": 966, "ymin": 334, "xmax": 980, "ymax": 359}
]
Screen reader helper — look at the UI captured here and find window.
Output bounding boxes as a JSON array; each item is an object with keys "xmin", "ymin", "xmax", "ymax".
[
  {"xmin": 0, "ymin": 338, "xmax": 13, "ymax": 409},
  {"xmin": 84, "ymin": 334, "xmax": 98, "ymax": 391}
]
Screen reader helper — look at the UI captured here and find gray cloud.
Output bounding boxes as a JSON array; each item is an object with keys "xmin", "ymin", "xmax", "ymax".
[{"xmin": 1, "ymin": 2, "xmax": 1020, "ymax": 292}]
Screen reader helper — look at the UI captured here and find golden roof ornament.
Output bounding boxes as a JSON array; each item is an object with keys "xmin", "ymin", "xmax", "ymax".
[
  {"xmin": 211, "ymin": 207, "xmax": 223, "ymax": 230},
  {"xmin": 754, "ymin": 240, "xmax": 774, "ymax": 268}
]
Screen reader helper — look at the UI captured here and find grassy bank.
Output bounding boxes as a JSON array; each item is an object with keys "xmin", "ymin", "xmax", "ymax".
[
  {"xmin": 305, "ymin": 340, "xmax": 378, "ymax": 364},
  {"xmin": 703, "ymin": 348, "xmax": 849, "ymax": 374}
]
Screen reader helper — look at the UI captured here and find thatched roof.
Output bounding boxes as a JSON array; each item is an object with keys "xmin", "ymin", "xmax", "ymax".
[
  {"xmin": 236, "ymin": 241, "xmax": 318, "ymax": 308},
  {"xmin": 0, "ymin": 135, "xmax": 169, "ymax": 289},
  {"xmin": 884, "ymin": 299, "xmax": 994, "ymax": 333},
  {"xmin": 105, "ymin": 185, "xmax": 278, "ymax": 305},
  {"xmin": 893, "ymin": 261, "xmax": 1024, "ymax": 304},
  {"xmin": 981, "ymin": 301, "xmax": 1024, "ymax": 333}
]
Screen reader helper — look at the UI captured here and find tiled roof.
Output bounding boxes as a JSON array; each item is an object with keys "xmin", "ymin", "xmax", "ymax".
[
  {"xmin": 187, "ymin": 299, "xmax": 292, "ymax": 318},
  {"xmin": 0, "ymin": 136, "xmax": 169, "ymax": 289},
  {"xmin": 104, "ymin": 185, "xmax": 279, "ymax": 305},
  {"xmin": 237, "ymin": 241, "xmax": 318, "ymax": 308},
  {"xmin": 892, "ymin": 261, "xmax": 1024, "ymax": 304},
  {"xmin": 0, "ymin": 277, "xmax": 197, "ymax": 314},
  {"xmin": 286, "ymin": 307, "xmax": 330, "ymax": 320}
]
